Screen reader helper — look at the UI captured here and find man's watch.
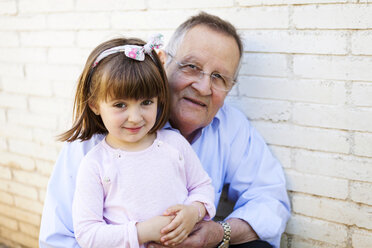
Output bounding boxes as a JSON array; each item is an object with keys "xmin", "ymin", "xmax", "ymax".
[{"xmin": 217, "ymin": 221, "xmax": 231, "ymax": 248}]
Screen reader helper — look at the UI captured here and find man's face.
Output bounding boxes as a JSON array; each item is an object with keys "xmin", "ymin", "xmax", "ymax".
[{"xmin": 165, "ymin": 25, "xmax": 240, "ymax": 140}]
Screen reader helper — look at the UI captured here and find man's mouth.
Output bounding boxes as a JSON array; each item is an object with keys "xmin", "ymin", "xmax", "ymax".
[{"xmin": 184, "ymin": 97, "xmax": 207, "ymax": 107}]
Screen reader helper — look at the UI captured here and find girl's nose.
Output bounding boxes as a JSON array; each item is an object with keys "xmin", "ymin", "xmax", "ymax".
[{"xmin": 127, "ymin": 108, "xmax": 142, "ymax": 123}]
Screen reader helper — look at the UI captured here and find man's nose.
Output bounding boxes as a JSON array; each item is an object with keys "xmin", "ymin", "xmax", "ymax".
[{"xmin": 192, "ymin": 73, "xmax": 212, "ymax": 95}]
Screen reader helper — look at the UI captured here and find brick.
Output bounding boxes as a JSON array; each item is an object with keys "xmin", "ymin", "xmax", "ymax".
[
  {"xmin": 7, "ymin": 109, "xmax": 58, "ymax": 129},
  {"xmin": 241, "ymin": 53, "xmax": 288, "ymax": 77},
  {"xmin": 286, "ymin": 214, "xmax": 348, "ymax": 245},
  {"xmin": 228, "ymin": 97, "xmax": 291, "ymax": 122},
  {"xmin": 350, "ymin": 181, "xmax": 372, "ymax": 206},
  {"xmin": 48, "ymin": 47, "xmax": 90, "ymax": 65},
  {"xmin": 0, "ymin": 32, "xmax": 19, "ymax": 47},
  {"xmin": 238, "ymin": 0, "xmax": 347, "ymax": 6},
  {"xmin": 0, "ymin": 214, "xmax": 18, "ymax": 231},
  {"xmin": 35, "ymin": 159, "xmax": 54, "ymax": 177},
  {"xmin": 0, "ymin": 47, "xmax": 47, "ymax": 63},
  {"xmin": 39, "ymin": 188, "xmax": 46, "ymax": 203},
  {"xmin": 33, "ymin": 128, "xmax": 61, "ymax": 146},
  {"xmin": 29, "ymin": 96, "xmax": 71, "ymax": 115},
  {"xmin": 269, "ymin": 145, "xmax": 291, "ymax": 169},
  {"xmin": 351, "ymin": 82, "xmax": 372, "ymax": 107},
  {"xmin": 19, "ymin": 0, "xmax": 74, "ymax": 13},
  {"xmin": 0, "ymin": 166, "xmax": 11, "ymax": 180},
  {"xmin": 0, "ymin": 151, "xmax": 35, "ymax": 171},
  {"xmin": 0, "ymin": 15, "xmax": 47, "ymax": 31},
  {"xmin": 239, "ymin": 76, "xmax": 346, "ymax": 105},
  {"xmin": 294, "ymin": 150, "xmax": 372, "ymax": 183},
  {"xmin": 293, "ymin": 55, "xmax": 372, "ymax": 81},
  {"xmin": 290, "ymin": 236, "xmax": 344, "ymax": 248},
  {"xmin": 20, "ymin": 31, "xmax": 75, "ymax": 47},
  {"xmin": 0, "ymin": 92, "xmax": 27, "ymax": 110},
  {"xmin": 19, "ymin": 222, "xmax": 39, "ymax": 239},
  {"xmin": 148, "ymin": 0, "xmax": 233, "ymax": 9},
  {"xmin": 14, "ymin": 196, "xmax": 44, "ymax": 214},
  {"xmin": 252, "ymin": 121, "xmax": 350, "ymax": 154},
  {"xmin": 8, "ymin": 138, "xmax": 60, "ymax": 161},
  {"xmin": 0, "ymin": 0, "xmax": 17, "ymax": 15},
  {"xmin": 0, "ymin": 63, "xmax": 24, "ymax": 78},
  {"xmin": 76, "ymin": 0, "xmax": 145, "ymax": 10},
  {"xmin": 48, "ymin": 13, "xmax": 110, "ymax": 30},
  {"xmin": 25, "ymin": 64, "xmax": 80, "ymax": 81},
  {"xmin": 354, "ymin": 132, "xmax": 372, "ymax": 158},
  {"xmin": 0, "ymin": 109, "xmax": 5, "ymax": 123},
  {"xmin": 76, "ymin": 30, "xmax": 127, "ymax": 48},
  {"xmin": 52, "ymin": 80, "xmax": 76, "ymax": 98},
  {"xmin": 0, "ymin": 137, "xmax": 7, "ymax": 151},
  {"xmin": 293, "ymin": 103, "xmax": 372, "ymax": 132},
  {"xmin": 1, "ymin": 179, "xmax": 38, "ymax": 200},
  {"xmin": 0, "ymin": 203, "xmax": 41, "ymax": 226},
  {"xmin": 0, "ymin": 191, "xmax": 13, "ymax": 205},
  {"xmin": 13, "ymin": 170, "xmax": 49, "ymax": 189},
  {"xmin": 242, "ymin": 30, "xmax": 348, "ymax": 55},
  {"xmin": 286, "ymin": 169, "xmax": 348, "ymax": 199},
  {"xmin": 293, "ymin": 4, "xmax": 372, "ymax": 29},
  {"xmin": 212, "ymin": 7, "xmax": 289, "ymax": 29},
  {"xmin": 292, "ymin": 194, "xmax": 372, "ymax": 229},
  {"xmin": 352, "ymin": 228, "xmax": 372, "ymax": 248},
  {"xmin": 111, "ymin": 10, "xmax": 194, "ymax": 30},
  {"xmin": 0, "ymin": 226, "xmax": 38, "ymax": 248},
  {"xmin": 2, "ymin": 77, "xmax": 53, "ymax": 97},
  {"xmin": 0, "ymin": 123, "xmax": 33, "ymax": 140},
  {"xmin": 352, "ymin": 31, "xmax": 372, "ymax": 55}
]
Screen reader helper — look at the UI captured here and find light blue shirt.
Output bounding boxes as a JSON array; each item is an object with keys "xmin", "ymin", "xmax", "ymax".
[{"xmin": 39, "ymin": 103, "xmax": 290, "ymax": 248}]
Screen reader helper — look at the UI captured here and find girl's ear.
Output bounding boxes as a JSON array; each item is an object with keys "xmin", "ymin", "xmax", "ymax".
[
  {"xmin": 89, "ymin": 102, "xmax": 99, "ymax": 115},
  {"xmin": 157, "ymin": 50, "xmax": 167, "ymax": 66}
]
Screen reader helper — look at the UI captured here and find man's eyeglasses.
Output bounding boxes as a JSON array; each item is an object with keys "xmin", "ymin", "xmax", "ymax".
[{"xmin": 168, "ymin": 53, "xmax": 236, "ymax": 92}]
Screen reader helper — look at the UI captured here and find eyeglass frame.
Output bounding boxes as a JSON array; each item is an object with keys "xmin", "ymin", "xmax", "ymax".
[{"xmin": 167, "ymin": 53, "xmax": 237, "ymax": 92}]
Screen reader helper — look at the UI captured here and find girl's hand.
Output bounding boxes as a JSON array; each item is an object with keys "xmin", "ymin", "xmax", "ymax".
[
  {"xmin": 160, "ymin": 202, "xmax": 205, "ymax": 246},
  {"xmin": 137, "ymin": 215, "xmax": 174, "ymax": 244}
]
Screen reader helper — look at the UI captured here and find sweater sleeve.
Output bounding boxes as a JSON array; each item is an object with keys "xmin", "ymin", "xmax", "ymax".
[{"xmin": 72, "ymin": 154, "xmax": 140, "ymax": 248}]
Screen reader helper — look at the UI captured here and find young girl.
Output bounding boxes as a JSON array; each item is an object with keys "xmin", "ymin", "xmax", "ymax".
[{"xmin": 59, "ymin": 34, "xmax": 215, "ymax": 248}]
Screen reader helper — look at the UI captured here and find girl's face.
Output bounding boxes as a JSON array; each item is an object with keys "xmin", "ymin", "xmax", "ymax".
[{"xmin": 91, "ymin": 97, "xmax": 158, "ymax": 151}]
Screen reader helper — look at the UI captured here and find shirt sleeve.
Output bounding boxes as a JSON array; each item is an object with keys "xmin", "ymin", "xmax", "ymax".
[
  {"xmin": 39, "ymin": 137, "xmax": 101, "ymax": 248},
  {"xmin": 177, "ymin": 135, "xmax": 216, "ymax": 220},
  {"xmin": 72, "ymin": 155, "xmax": 140, "ymax": 248},
  {"xmin": 224, "ymin": 113, "xmax": 291, "ymax": 247}
]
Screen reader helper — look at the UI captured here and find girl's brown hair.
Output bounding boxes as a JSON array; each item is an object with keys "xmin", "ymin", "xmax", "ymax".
[{"xmin": 59, "ymin": 37, "xmax": 170, "ymax": 142}]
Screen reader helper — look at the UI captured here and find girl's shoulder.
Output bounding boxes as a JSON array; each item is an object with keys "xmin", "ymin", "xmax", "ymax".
[{"xmin": 157, "ymin": 129, "xmax": 190, "ymax": 150}]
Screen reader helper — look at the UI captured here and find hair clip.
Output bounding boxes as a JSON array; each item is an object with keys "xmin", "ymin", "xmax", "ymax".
[{"xmin": 92, "ymin": 33, "xmax": 163, "ymax": 68}]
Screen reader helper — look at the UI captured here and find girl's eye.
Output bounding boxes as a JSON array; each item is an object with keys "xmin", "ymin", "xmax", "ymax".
[
  {"xmin": 114, "ymin": 103, "xmax": 126, "ymax": 108},
  {"xmin": 142, "ymin": 99, "xmax": 153, "ymax": 106}
]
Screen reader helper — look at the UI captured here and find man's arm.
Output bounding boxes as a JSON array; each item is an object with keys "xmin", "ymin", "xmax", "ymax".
[{"xmin": 39, "ymin": 137, "xmax": 101, "ymax": 248}]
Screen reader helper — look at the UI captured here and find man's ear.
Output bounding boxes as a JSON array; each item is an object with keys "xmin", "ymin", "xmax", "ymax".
[
  {"xmin": 89, "ymin": 102, "xmax": 99, "ymax": 115},
  {"xmin": 157, "ymin": 50, "xmax": 167, "ymax": 66}
]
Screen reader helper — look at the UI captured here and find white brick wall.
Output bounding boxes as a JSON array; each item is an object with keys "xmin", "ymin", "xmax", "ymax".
[{"xmin": 0, "ymin": 1, "xmax": 371, "ymax": 247}]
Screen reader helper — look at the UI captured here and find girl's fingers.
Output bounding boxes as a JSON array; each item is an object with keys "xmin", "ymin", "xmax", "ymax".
[
  {"xmin": 161, "ymin": 214, "xmax": 182, "ymax": 234},
  {"xmin": 163, "ymin": 204, "xmax": 183, "ymax": 216},
  {"xmin": 163, "ymin": 228, "xmax": 187, "ymax": 246}
]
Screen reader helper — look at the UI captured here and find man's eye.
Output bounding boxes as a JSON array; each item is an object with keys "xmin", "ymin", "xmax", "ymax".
[
  {"xmin": 142, "ymin": 99, "xmax": 153, "ymax": 106},
  {"xmin": 187, "ymin": 64, "xmax": 198, "ymax": 70},
  {"xmin": 211, "ymin": 73, "xmax": 223, "ymax": 79}
]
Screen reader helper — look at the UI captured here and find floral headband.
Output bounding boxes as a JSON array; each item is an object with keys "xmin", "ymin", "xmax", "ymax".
[{"xmin": 92, "ymin": 34, "xmax": 163, "ymax": 68}]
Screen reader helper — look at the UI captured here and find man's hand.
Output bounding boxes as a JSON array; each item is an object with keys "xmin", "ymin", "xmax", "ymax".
[{"xmin": 147, "ymin": 220, "xmax": 224, "ymax": 248}]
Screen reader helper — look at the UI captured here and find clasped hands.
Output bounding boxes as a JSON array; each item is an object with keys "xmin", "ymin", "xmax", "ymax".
[{"xmin": 137, "ymin": 202, "xmax": 205, "ymax": 247}]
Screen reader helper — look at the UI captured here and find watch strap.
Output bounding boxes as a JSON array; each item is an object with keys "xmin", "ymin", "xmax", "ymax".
[{"xmin": 217, "ymin": 221, "xmax": 231, "ymax": 247}]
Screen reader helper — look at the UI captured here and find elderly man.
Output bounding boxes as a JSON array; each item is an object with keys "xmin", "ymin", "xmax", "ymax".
[{"xmin": 39, "ymin": 12, "xmax": 290, "ymax": 248}]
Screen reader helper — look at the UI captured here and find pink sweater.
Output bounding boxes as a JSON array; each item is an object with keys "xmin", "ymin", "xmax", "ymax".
[{"xmin": 72, "ymin": 129, "xmax": 215, "ymax": 248}]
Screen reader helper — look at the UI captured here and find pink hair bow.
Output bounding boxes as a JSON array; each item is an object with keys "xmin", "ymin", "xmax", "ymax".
[{"xmin": 93, "ymin": 34, "xmax": 163, "ymax": 68}]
